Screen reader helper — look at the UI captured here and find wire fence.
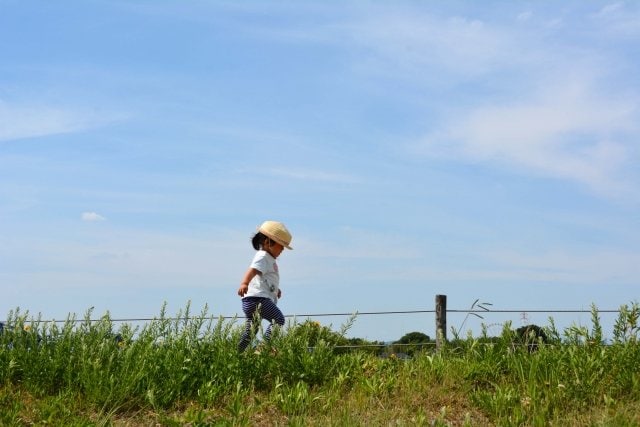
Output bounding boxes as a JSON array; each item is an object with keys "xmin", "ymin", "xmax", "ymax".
[
  {"xmin": 2, "ymin": 305, "xmax": 633, "ymax": 352},
  {"xmin": 8, "ymin": 307, "xmax": 623, "ymax": 323}
]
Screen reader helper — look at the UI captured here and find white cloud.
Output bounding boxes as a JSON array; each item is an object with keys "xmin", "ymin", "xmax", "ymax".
[
  {"xmin": 231, "ymin": 4, "xmax": 639, "ymax": 198},
  {"xmin": 417, "ymin": 75, "xmax": 637, "ymax": 197},
  {"xmin": 345, "ymin": 6, "xmax": 640, "ymax": 199},
  {"xmin": 0, "ymin": 102, "xmax": 112, "ymax": 142},
  {"xmin": 81, "ymin": 212, "xmax": 106, "ymax": 222}
]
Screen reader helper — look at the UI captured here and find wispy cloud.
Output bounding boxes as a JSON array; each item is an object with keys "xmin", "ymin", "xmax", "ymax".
[
  {"xmin": 81, "ymin": 212, "xmax": 106, "ymax": 222},
  {"xmin": 329, "ymin": 5, "xmax": 640, "ymax": 198},
  {"xmin": 593, "ymin": 2, "xmax": 640, "ymax": 38},
  {"xmin": 0, "ymin": 103, "xmax": 112, "ymax": 142},
  {"xmin": 266, "ymin": 168, "xmax": 359, "ymax": 184},
  {"xmin": 482, "ymin": 247, "xmax": 640, "ymax": 285},
  {"xmin": 0, "ymin": 226, "xmax": 248, "ymax": 290},
  {"xmin": 348, "ymin": 11, "xmax": 515, "ymax": 80},
  {"xmin": 417, "ymin": 74, "xmax": 636, "ymax": 196}
]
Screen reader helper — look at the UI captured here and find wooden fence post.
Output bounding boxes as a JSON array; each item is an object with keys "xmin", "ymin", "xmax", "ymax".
[{"xmin": 436, "ymin": 294, "xmax": 447, "ymax": 351}]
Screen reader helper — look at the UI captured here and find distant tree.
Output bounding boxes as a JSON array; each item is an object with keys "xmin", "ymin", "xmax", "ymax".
[
  {"xmin": 397, "ymin": 331, "xmax": 430, "ymax": 344},
  {"xmin": 515, "ymin": 324, "xmax": 548, "ymax": 352},
  {"xmin": 392, "ymin": 331, "xmax": 432, "ymax": 356},
  {"xmin": 344, "ymin": 337, "xmax": 386, "ymax": 355}
]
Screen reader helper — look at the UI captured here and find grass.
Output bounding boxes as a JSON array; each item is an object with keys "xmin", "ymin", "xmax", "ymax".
[{"xmin": 1, "ymin": 302, "xmax": 639, "ymax": 426}]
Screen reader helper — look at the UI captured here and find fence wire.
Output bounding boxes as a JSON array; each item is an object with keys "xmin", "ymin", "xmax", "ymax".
[
  {"xmin": 13, "ymin": 307, "xmax": 623, "ymax": 324},
  {"xmin": 3, "ymin": 307, "xmax": 629, "ymax": 352}
]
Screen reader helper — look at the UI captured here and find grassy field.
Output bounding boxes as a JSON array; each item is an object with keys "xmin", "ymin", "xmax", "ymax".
[{"xmin": 1, "ymin": 303, "xmax": 639, "ymax": 426}]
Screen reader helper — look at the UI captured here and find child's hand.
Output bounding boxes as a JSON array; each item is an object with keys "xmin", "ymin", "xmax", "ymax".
[
  {"xmin": 238, "ymin": 283, "xmax": 249, "ymax": 297},
  {"xmin": 238, "ymin": 268, "xmax": 259, "ymax": 297}
]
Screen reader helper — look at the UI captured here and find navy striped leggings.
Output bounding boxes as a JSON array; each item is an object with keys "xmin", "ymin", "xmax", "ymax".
[{"xmin": 239, "ymin": 297, "xmax": 285, "ymax": 351}]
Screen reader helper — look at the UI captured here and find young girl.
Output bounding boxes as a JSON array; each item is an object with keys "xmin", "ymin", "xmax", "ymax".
[{"xmin": 237, "ymin": 220, "xmax": 293, "ymax": 352}]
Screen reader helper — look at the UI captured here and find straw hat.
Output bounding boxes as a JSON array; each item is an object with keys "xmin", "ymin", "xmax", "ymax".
[{"xmin": 258, "ymin": 220, "xmax": 293, "ymax": 250}]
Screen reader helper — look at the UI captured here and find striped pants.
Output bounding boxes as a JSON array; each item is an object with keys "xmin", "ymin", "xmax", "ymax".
[{"xmin": 239, "ymin": 297, "xmax": 285, "ymax": 351}]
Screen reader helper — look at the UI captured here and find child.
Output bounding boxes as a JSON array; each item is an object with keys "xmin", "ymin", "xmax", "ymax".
[{"xmin": 237, "ymin": 220, "xmax": 293, "ymax": 352}]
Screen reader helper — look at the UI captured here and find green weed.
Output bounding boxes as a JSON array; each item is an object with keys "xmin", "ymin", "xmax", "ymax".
[{"xmin": 1, "ymin": 302, "xmax": 639, "ymax": 425}]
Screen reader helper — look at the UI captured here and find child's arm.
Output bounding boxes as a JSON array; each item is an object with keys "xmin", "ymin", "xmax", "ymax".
[{"xmin": 237, "ymin": 267, "xmax": 260, "ymax": 297}]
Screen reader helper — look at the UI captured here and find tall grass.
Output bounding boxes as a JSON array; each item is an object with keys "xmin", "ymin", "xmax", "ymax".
[
  {"xmin": 450, "ymin": 302, "xmax": 640, "ymax": 425},
  {"xmin": 1, "ymin": 302, "xmax": 639, "ymax": 425},
  {"xmin": 0, "ymin": 304, "xmax": 351, "ymax": 413}
]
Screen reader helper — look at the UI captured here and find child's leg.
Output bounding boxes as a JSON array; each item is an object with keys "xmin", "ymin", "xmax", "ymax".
[
  {"xmin": 239, "ymin": 298, "xmax": 261, "ymax": 351},
  {"xmin": 260, "ymin": 299, "xmax": 285, "ymax": 341}
]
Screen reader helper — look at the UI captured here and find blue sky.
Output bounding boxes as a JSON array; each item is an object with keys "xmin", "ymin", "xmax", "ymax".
[{"xmin": 1, "ymin": 1, "xmax": 639, "ymax": 341}]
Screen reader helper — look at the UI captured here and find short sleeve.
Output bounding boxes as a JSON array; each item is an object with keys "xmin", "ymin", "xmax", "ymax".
[{"xmin": 250, "ymin": 251, "xmax": 268, "ymax": 273}]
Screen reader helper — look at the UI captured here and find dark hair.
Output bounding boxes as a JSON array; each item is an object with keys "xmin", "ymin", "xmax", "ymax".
[{"xmin": 251, "ymin": 232, "xmax": 270, "ymax": 250}]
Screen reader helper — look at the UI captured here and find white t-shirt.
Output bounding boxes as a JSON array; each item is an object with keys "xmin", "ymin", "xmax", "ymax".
[{"xmin": 245, "ymin": 250, "xmax": 280, "ymax": 304}]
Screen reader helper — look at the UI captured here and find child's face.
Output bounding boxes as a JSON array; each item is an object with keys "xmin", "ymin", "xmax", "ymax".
[{"xmin": 266, "ymin": 240, "xmax": 284, "ymax": 258}]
